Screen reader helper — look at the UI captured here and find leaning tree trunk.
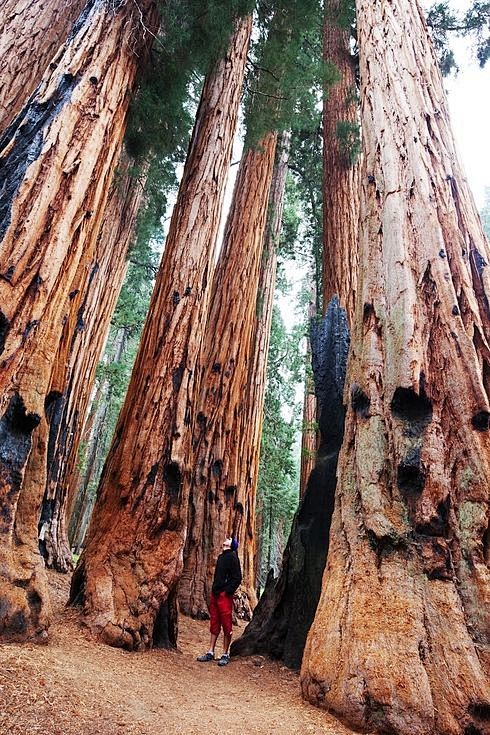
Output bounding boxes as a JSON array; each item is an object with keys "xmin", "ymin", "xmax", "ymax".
[
  {"xmin": 322, "ymin": 0, "xmax": 360, "ymax": 325},
  {"xmin": 40, "ymin": 152, "xmax": 147, "ymax": 572},
  {"xmin": 231, "ymin": 297, "xmax": 350, "ymax": 668},
  {"xmin": 178, "ymin": 129, "xmax": 278, "ymax": 620},
  {"xmin": 69, "ymin": 17, "xmax": 253, "ymax": 651},
  {"xmin": 0, "ymin": 0, "xmax": 86, "ymax": 132},
  {"xmin": 0, "ymin": 0, "xmax": 158, "ymax": 642},
  {"xmin": 301, "ymin": 2, "xmax": 490, "ymax": 734}
]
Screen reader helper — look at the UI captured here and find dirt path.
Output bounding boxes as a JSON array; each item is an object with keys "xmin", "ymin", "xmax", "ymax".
[{"xmin": 0, "ymin": 572, "xmax": 360, "ymax": 735}]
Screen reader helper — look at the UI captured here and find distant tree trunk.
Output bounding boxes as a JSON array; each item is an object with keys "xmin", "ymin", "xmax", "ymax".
[
  {"xmin": 322, "ymin": 0, "xmax": 360, "ymax": 325},
  {"xmin": 231, "ymin": 298, "xmax": 349, "ymax": 667},
  {"xmin": 178, "ymin": 129, "xmax": 278, "ymax": 620},
  {"xmin": 69, "ymin": 326, "xmax": 127, "ymax": 554},
  {"xmin": 299, "ymin": 290, "xmax": 318, "ymax": 499},
  {"xmin": 0, "ymin": 0, "xmax": 158, "ymax": 642},
  {"xmin": 301, "ymin": 2, "xmax": 490, "ymax": 733},
  {"xmin": 69, "ymin": 17, "xmax": 253, "ymax": 651},
  {"xmin": 235, "ymin": 131, "xmax": 291, "ymax": 616},
  {"xmin": 0, "ymin": 0, "xmax": 86, "ymax": 132},
  {"xmin": 40, "ymin": 152, "xmax": 147, "ymax": 572}
]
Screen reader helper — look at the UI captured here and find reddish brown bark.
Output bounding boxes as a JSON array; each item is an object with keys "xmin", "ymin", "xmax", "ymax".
[
  {"xmin": 0, "ymin": 0, "xmax": 158, "ymax": 641},
  {"xmin": 0, "ymin": 0, "xmax": 86, "ymax": 133},
  {"xmin": 301, "ymin": 2, "xmax": 490, "ymax": 733},
  {"xmin": 236, "ymin": 131, "xmax": 290, "ymax": 612},
  {"xmin": 300, "ymin": 291, "xmax": 318, "ymax": 499},
  {"xmin": 70, "ymin": 17, "xmax": 252, "ymax": 650},
  {"xmin": 322, "ymin": 2, "xmax": 360, "ymax": 324},
  {"xmin": 178, "ymin": 130, "xmax": 278, "ymax": 620},
  {"xmin": 40, "ymin": 152, "xmax": 147, "ymax": 572}
]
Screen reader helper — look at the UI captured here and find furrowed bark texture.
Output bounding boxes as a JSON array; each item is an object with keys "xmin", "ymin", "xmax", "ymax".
[
  {"xmin": 231, "ymin": 298, "xmax": 349, "ymax": 669},
  {"xmin": 40, "ymin": 152, "xmax": 147, "ymax": 572},
  {"xmin": 300, "ymin": 292, "xmax": 319, "ymax": 499},
  {"xmin": 322, "ymin": 1, "xmax": 360, "ymax": 325},
  {"xmin": 70, "ymin": 17, "xmax": 252, "ymax": 650},
  {"xmin": 0, "ymin": 0, "xmax": 158, "ymax": 641},
  {"xmin": 301, "ymin": 2, "xmax": 490, "ymax": 733},
  {"xmin": 234, "ymin": 132, "xmax": 290, "ymax": 617},
  {"xmin": 178, "ymin": 131, "xmax": 278, "ymax": 620},
  {"xmin": 0, "ymin": 0, "xmax": 86, "ymax": 132}
]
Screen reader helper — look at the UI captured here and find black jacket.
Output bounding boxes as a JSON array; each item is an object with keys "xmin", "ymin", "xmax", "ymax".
[{"xmin": 212, "ymin": 549, "xmax": 242, "ymax": 596}]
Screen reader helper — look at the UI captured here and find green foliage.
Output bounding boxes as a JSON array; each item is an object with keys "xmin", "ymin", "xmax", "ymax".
[
  {"xmin": 126, "ymin": 0, "xmax": 254, "ymax": 157},
  {"xmin": 426, "ymin": 1, "xmax": 490, "ymax": 75},
  {"xmin": 464, "ymin": 2, "xmax": 490, "ymax": 67},
  {"xmin": 256, "ymin": 306, "xmax": 302, "ymax": 580},
  {"xmin": 335, "ymin": 119, "xmax": 361, "ymax": 165},
  {"xmin": 243, "ymin": 0, "xmax": 326, "ymax": 148},
  {"xmin": 282, "ymin": 124, "xmax": 323, "ymax": 310}
]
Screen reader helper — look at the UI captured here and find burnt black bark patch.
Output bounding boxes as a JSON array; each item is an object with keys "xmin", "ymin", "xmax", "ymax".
[
  {"xmin": 212, "ymin": 362, "xmax": 221, "ymax": 373},
  {"xmin": 472, "ymin": 411, "xmax": 490, "ymax": 432},
  {"xmin": 164, "ymin": 462, "xmax": 182, "ymax": 501},
  {"xmin": 0, "ymin": 72, "xmax": 79, "ymax": 241},
  {"xmin": 22, "ymin": 320, "xmax": 40, "ymax": 342},
  {"xmin": 172, "ymin": 364, "xmax": 185, "ymax": 392},
  {"xmin": 68, "ymin": 561, "xmax": 86, "ymax": 606},
  {"xmin": 152, "ymin": 587, "xmax": 178, "ymax": 649},
  {"xmin": 390, "ymin": 386, "xmax": 432, "ymax": 424},
  {"xmin": 0, "ymin": 310, "xmax": 10, "ymax": 355},
  {"xmin": 146, "ymin": 463, "xmax": 159, "ymax": 486},
  {"xmin": 464, "ymin": 726, "xmax": 482, "ymax": 735},
  {"xmin": 212, "ymin": 460, "xmax": 222, "ymax": 478},
  {"xmin": 224, "ymin": 486, "xmax": 236, "ymax": 500},
  {"xmin": 234, "ymin": 501, "xmax": 244, "ymax": 515},
  {"xmin": 351, "ymin": 384, "xmax": 370, "ymax": 418},
  {"xmin": 468, "ymin": 702, "xmax": 490, "ymax": 722},
  {"xmin": 76, "ymin": 307, "xmax": 85, "ymax": 332},
  {"xmin": 208, "ymin": 490, "xmax": 215, "ymax": 503},
  {"xmin": 172, "ymin": 291, "xmax": 180, "ymax": 306},
  {"xmin": 27, "ymin": 589, "xmax": 42, "ymax": 622},
  {"xmin": 196, "ymin": 412, "xmax": 206, "ymax": 430},
  {"xmin": 397, "ymin": 448, "xmax": 425, "ymax": 494}
]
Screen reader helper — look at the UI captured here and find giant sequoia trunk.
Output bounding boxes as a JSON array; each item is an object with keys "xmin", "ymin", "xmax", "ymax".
[
  {"xmin": 40, "ymin": 152, "xmax": 147, "ymax": 572},
  {"xmin": 322, "ymin": 0, "xmax": 360, "ymax": 324},
  {"xmin": 0, "ymin": 0, "xmax": 158, "ymax": 642},
  {"xmin": 234, "ymin": 132, "xmax": 290, "ymax": 616},
  {"xmin": 0, "ymin": 0, "xmax": 86, "ymax": 132},
  {"xmin": 178, "ymin": 130, "xmax": 278, "ymax": 620},
  {"xmin": 301, "ymin": 2, "xmax": 490, "ymax": 734},
  {"xmin": 231, "ymin": 298, "xmax": 349, "ymax": 668},
  {"xmin": 70, "ymin": 18, "xmax": 252, "ymax": 650}
]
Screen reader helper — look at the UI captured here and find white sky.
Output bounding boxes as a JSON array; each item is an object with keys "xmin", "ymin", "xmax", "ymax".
[{"xmin": 439, "ymin": 2, "xmax": 490, "ymax": 209}]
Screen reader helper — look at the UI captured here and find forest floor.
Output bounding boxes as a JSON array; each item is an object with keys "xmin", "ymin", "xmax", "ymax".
[{"xmin": 0, "ymin": 571, "xmax": 363, "ymax": 735}]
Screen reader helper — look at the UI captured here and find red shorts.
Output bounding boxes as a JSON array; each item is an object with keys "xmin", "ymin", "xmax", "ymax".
[{"xmin": 209, "ymin": 591, "xmax": 233, "ymax": 636}]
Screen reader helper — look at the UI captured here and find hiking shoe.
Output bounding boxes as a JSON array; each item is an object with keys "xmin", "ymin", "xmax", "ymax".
[
  {"xmin": 197, "ymin": 651, "xmax": 215, "ymax": 662},
  {"xmin": 217, "ymin": 653, "xmax": 230, "ymax": 667}
]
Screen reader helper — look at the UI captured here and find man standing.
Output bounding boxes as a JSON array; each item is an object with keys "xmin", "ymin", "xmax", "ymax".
[{"xmin": 197, "ymin": 537, "xmax": 242, "ymax": 666}]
